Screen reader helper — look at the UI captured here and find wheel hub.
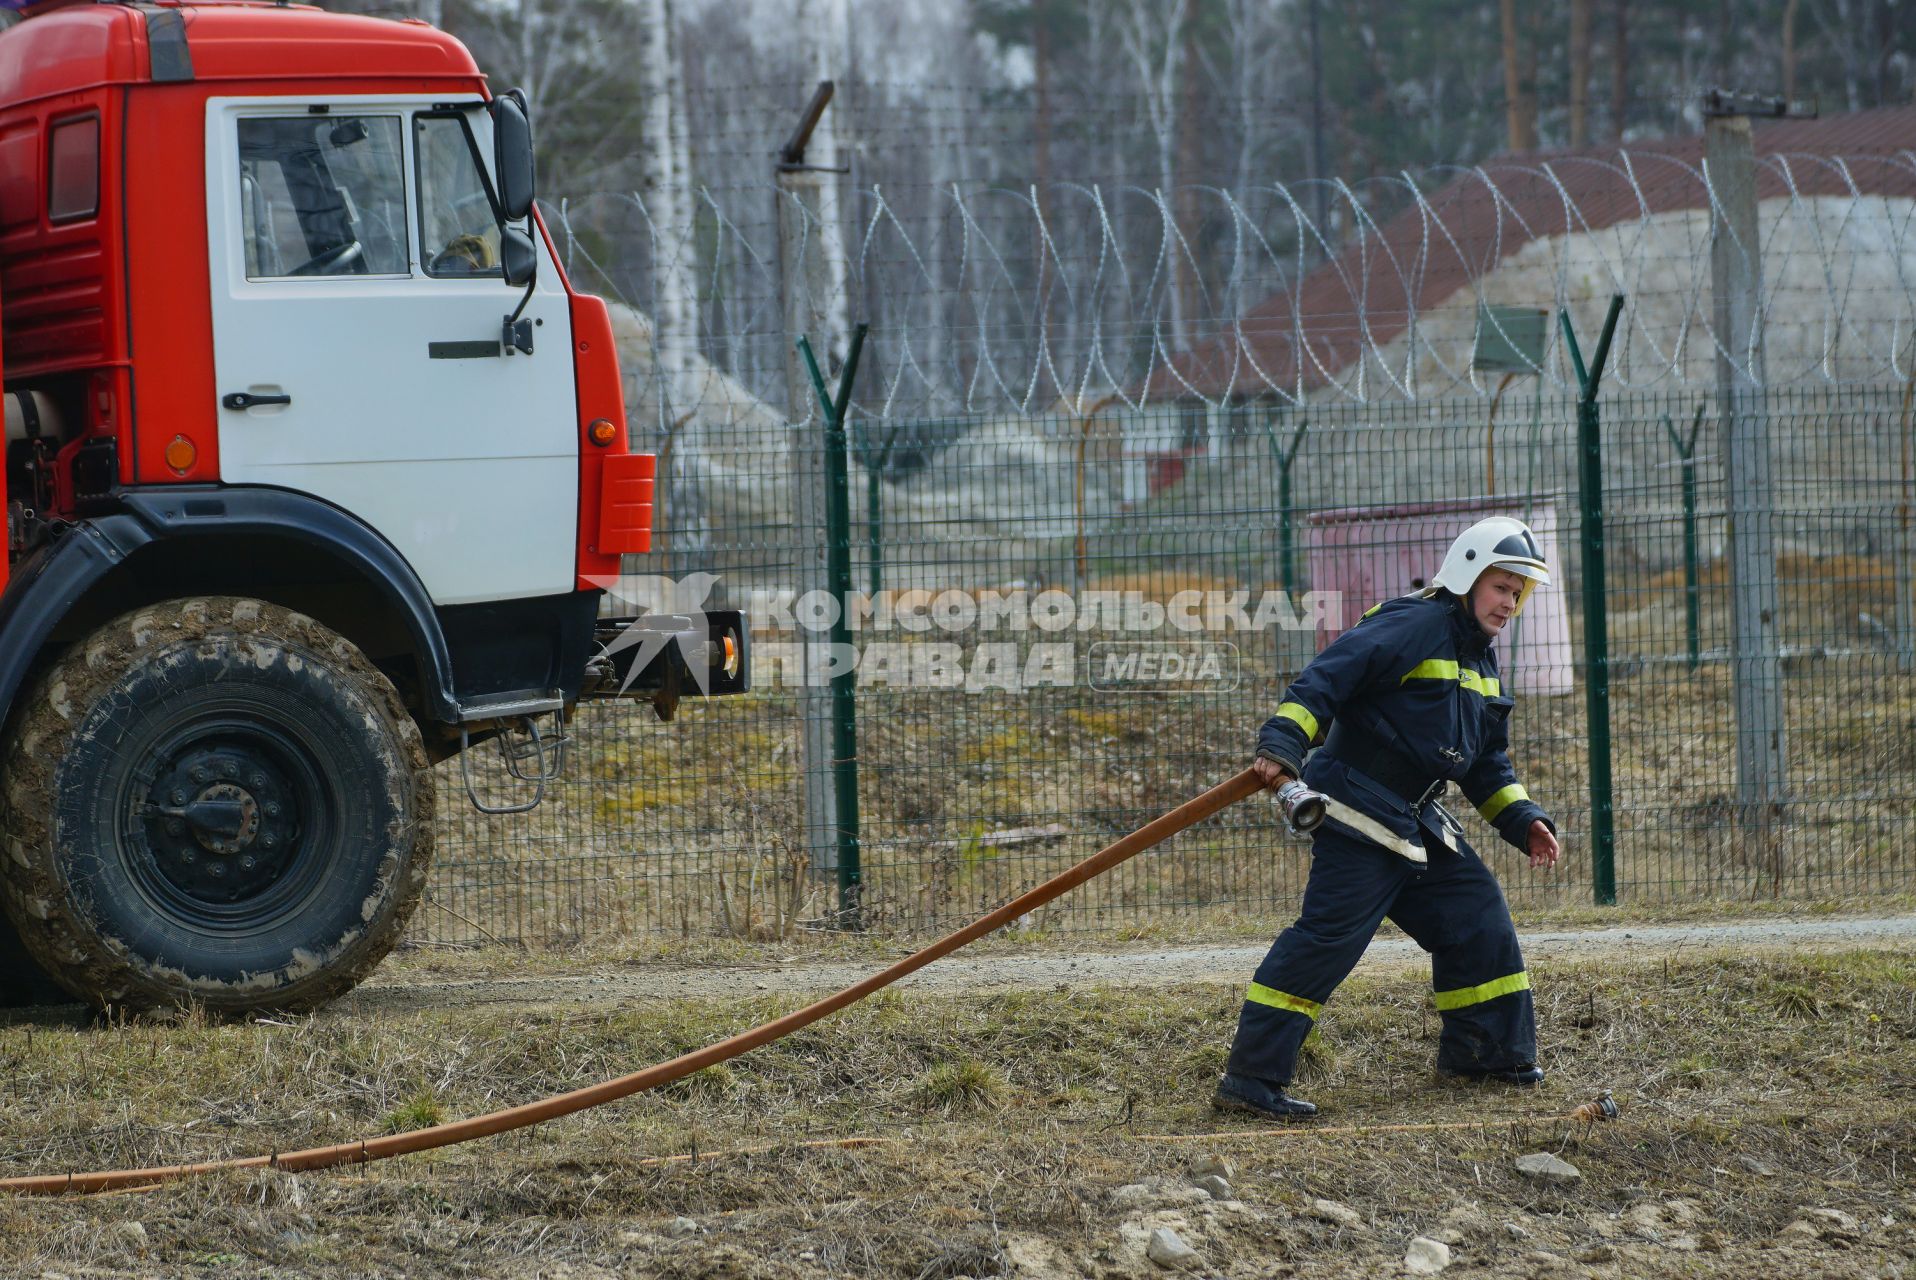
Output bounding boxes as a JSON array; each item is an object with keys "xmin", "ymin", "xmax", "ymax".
[
  {"xmin": 139, "ymin": 746, "xmax": 301, "ymax": 904},
  {"xmin": 180, "ymin": 782, "xmax": 260, "ymax": 854}
]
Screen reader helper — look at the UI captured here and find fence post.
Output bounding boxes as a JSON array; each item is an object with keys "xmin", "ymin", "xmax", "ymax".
[
  {"xmin": 1561, "ymin": 295, "xmax": 1624, "ymax": 906},
  {"xmin": 1663, "ymin": 403, "xmax": 1706, "ymax": 670},
  {"xmin": 1264, "ymin": 416, "xmax": 1310, "ymax": 594},
  {"xmin": 800, "ymin": 329, "xmax": 869, "ymax": 926},
  {"xmin": 1706, "ymin": 102, "xmax": 1788, "ymax": 879},
  {"xmin": 776, "ymin": 82, "xmax": 849, "ymax": 905},
  {"xmin": 864, "ymin": 421, "xmax": 901, "ymax": 599}
]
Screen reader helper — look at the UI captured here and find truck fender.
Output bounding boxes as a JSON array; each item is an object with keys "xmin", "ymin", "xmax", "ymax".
[{"xmin": 0, "ymin": 486, "xmax": 462, "ymax": 730}]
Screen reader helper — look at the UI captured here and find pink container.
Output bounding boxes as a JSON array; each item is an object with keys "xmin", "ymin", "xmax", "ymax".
[{"xmin": 1303, "ymin": 497, "xmax": 1575, "ymax": 696}]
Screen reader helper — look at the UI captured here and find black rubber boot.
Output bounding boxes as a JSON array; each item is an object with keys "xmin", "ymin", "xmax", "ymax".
[
  {"xmin": 1442, "ymin": 1063, "xmax": 1545, "ymax": 1087},
  {"xmin": 1213, "ymin": 1072, "xmax": 1318, "ymax": 1118}
]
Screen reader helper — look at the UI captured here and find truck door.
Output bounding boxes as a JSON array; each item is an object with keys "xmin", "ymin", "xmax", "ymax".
[{"xmin": 205, "ymin": 96, "xmax": 578, "ymax": 607}]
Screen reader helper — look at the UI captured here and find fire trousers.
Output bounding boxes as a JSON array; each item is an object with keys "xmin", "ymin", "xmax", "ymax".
[{"xmin": 1225, "ymin": 822, "xmax": 1535, "ymax": 1084}]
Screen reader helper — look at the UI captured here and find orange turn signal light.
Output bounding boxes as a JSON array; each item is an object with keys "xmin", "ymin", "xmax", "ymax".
[
  {"xmin": 163, "ymin": 434, "xmax": 197, "ymax": 474},
  {"xmin": 587, "ymin": 418, "xmax": 618, "ymax": 447},
  {"xmin": 721, "ymin": 632, "xmax": 740, "ymax": 678}
]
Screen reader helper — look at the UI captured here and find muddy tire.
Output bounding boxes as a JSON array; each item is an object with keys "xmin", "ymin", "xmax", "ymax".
[{"xmin": 0, "ymin": 598, "xmax": 434, "ymax": 1012}]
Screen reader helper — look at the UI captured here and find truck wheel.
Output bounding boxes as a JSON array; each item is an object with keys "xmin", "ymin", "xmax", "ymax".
[{"xmin": 0, "ymin": 598, "xmax": 435, "ymax": 1012}]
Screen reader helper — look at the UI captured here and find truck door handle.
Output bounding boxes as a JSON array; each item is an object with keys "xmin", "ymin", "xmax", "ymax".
[{"xmin": 222, "ymin": 392, "xmax": 292, "ymax": 410}]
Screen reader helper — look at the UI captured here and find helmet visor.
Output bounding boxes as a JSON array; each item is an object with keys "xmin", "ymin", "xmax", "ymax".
[{"xmin": 1489, "ymin": 557, "xmax": 1550, "ymax": 586}]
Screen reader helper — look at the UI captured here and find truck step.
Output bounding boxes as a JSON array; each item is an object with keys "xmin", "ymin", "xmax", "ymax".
[{"xmin": 457, "ymin": 710, "xmax": 569, "ymax": 815}]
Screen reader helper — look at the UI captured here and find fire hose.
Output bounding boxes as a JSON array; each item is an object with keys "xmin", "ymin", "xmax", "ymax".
[
  {"xmin": 3, "ymin": 768, "xmax": 1269, "ymax": 1196},
  {"xmin": 1, "ymin": 767, "xmax": 1608, "ymax": 1197}
]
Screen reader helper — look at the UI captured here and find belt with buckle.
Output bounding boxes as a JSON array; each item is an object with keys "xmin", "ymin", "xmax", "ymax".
[{"xmin": 1408, "ymin": 776, "xmax": 1448, "ymax": 813}]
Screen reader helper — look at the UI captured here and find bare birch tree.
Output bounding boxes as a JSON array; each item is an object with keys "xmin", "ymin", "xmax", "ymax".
[
  {"xmin": 450, "ymin": 0, "xmax": 646, "ymax": 193},
  {"xmin": 794, "ymin": 0, "xmax": 854, "ymax": 366},
  {"xmin": 1115, "ymin": 0, "xmax": 1192, "ymax": 351},
  {"xmin": 636, "ymin": 0, "xmax": 700, "ymax": 418},
  {"xmin": 1220, "ymin": 0, "xmax": 1286, "ymax": 195},
  {"xmin": 1808, "ymin": 0, "xmax": 1866, "ymax": 111}
]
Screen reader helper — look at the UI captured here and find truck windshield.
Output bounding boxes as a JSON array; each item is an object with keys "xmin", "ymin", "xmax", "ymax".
[
  {"xmin": 237, "ymin": 115, "xmax": 409, "ymax": 279},
  {"xmin": 416, "ymin": 113, "xmax": 503, "ymax": 278}
]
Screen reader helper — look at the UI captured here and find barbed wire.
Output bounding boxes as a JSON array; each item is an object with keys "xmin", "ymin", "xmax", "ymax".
[{"xmin": 552, "ymin": 144, "xmax": 1916, "ymax": 428}]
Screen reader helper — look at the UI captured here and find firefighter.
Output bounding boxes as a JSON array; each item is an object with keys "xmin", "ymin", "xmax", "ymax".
[{"xmin": 1214, "ymin": 517, "xmax": 1561, "ymax": 1119}]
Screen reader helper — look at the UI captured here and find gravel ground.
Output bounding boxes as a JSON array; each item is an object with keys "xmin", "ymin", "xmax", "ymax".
[{"xmin": 342, "ymin": 914, "xmax": 1916, "ymax": 1014}]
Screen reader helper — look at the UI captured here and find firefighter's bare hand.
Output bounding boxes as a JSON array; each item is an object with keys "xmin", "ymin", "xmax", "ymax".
[
  {"xmin": 1527, "ymin": 821, "xmax": 1560, "ymax": 869},
  {"xmin": 1252, "ymin": 757, "xmax": 1294, "ymax": 790}
]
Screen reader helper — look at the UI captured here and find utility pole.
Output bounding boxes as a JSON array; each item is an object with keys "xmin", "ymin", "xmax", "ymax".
[
  {"xmin": 776, "ymin": 83, "xmax": 852, "ymax": 902},
  {"xmin": 1704, "ymin": 90, "xmax": 1790, "ymax": 880}
]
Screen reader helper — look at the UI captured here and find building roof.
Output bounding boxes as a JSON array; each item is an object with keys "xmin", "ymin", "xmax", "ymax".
[{"xmin": 1147, "ymin": 106, "xmax": 1916, "ymax": 402}]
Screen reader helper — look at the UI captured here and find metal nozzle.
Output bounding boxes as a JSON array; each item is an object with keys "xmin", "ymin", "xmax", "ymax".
[
  {"xmin": 1570, "ymin": 1089, "xmax": 1619, "ymax": 1124},
  {"xmin": 1273, "ymin": 779, "xmax": 1328, "ymax": 835}
]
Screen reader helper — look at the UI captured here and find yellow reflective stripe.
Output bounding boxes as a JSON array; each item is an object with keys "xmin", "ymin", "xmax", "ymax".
[
  {"xmin": 1477, "ymin": 783, "xmax": 1529, "ymax": 822},
  {"xmin": 1433, "ymin": 971, "xmax": 1531, "ymax": 1012},
  {"xmin": 1362, "ymin": 601, "xmax": 1383, "ymax": 618},
  {"xmin": 1275, "ymin": 701, "xmax": 1320, "ymax": 741},
  {"xmin": 1401, "ymin": 660, "xmax": 1500, "ymax": 697},
  {"xmin": 1246, "ymin": 982, "xmax": 1322, "ymax": 1019}
]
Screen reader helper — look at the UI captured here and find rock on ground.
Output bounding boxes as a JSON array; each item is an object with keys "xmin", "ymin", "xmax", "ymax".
[
  {"xmin": 1115, "ymin": 1213, "xmax": 1200, "ymax": 1273},
  {"xmin": 1194, "ymin": 1174, "xmax": 1234, "ymax": 1201},
  {"xmin": 1404, "ymin": 1235, "xmax": 1452, "ymax": 1274},
  {"xmin": 1782, "ymin": 1206, "xmax": 1863, "ymax": 1242},
  {"xmin": 1515, "ymin": 1152, "xmax": 1582, "ymax": 1184},
  {"xmin": 1146, "ymin": 1227, "xmax": 1202, "ymax": 1269},
  {"xmin": 1190, "ymin": 1155, "xmax": 1235, "ymax": 1181},
  {"xmin": 1308, "ymin": 1198, "xmax": 1363, "ymax": 1227}
]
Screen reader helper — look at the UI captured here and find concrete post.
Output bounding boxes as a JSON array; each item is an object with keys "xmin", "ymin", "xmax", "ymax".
[
  {"xmin": 776, "ymin": 94, "xmax": 844, "ymax": 888},
  {"xmin": 1898, "ymin": 377, "xmax": 1914, "ymax": 672},
  {"xmin": 1706, "ymin": 110, "xmax": 1788, "ymax": 861}
]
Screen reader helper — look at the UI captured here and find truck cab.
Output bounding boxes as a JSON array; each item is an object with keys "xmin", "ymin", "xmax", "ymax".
[{"xmin": 0, "ymin": 0, "xmax": 739, "ymax": 1012}]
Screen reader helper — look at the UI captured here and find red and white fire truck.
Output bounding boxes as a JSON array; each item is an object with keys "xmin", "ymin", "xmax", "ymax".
[{"xmin": 0, "ymin": 0, "xmax": 744, "ymax": 1012}]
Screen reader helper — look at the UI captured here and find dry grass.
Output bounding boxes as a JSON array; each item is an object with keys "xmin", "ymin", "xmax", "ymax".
[
  {"xmin": 1623, "ymin": 551, "xmax": 1898, "ymax": 617},
  {"xmin": 1, "ymin": 949, "xmax": 1911, "ymax": 1277},
  {"xmin": 424, "ymin": 645, "xmax": 1916, "ymax": 947},
  {"xmin": 1086, "ymin": 570, "xmax": 1248, "ymax": 601}
]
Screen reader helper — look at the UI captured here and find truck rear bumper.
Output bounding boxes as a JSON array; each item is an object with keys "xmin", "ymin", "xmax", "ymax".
[{"xmin": 581, "ymin": 608, "xmax": 749, "ymax": 706}]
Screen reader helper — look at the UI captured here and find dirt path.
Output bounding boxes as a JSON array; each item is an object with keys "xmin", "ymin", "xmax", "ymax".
[{"xmin": 346, "ymin": 914, "xmax": 1916, "ymax": 1014}]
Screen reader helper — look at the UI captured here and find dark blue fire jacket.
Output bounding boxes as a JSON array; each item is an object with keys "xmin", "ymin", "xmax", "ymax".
[{"xmin": 1257, "ymin": 592, "xmax": 1554, "ymax": 864}]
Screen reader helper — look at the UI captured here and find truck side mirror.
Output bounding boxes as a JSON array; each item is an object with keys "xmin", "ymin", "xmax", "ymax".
[
  {"xmin": 489, "ymin": 90, "xmax": 535, "ymax": 223},
  {"xmin": 500, "ymin": 227, "xmax": 537, "ymax": 288}
]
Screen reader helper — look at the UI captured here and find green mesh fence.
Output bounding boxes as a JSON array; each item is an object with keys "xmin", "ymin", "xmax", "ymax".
[{"xmin": 426, "ymin": 386, "xmax": 1915, "ymax": 944}]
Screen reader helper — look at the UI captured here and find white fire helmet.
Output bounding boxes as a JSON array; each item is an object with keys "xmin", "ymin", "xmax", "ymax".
[{"xmin": 1422, "ymin": 517, "xmax": 1551, "ymax": 616}]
